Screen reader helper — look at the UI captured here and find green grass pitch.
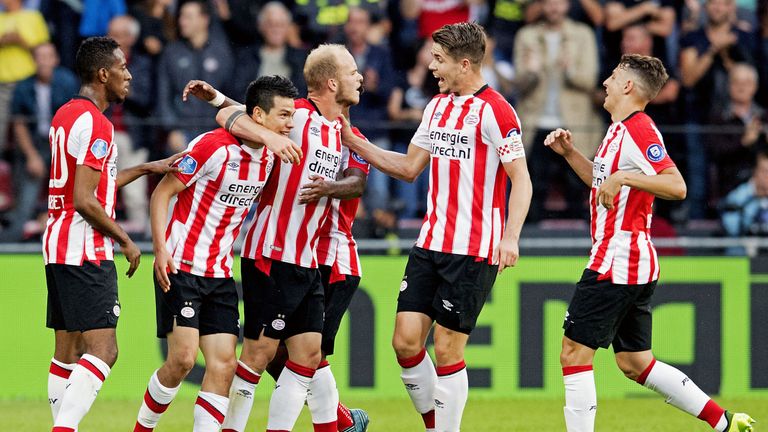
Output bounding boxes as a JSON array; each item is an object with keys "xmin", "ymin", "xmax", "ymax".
[{"xmin": 2, "ymin": 397, "xmax": 765, "ymax": 431}]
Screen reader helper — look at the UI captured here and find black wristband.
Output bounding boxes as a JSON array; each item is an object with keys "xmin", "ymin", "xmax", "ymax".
[{"xmin": 225, "ymin": 110, "xmax": 246, "ymax": 133}]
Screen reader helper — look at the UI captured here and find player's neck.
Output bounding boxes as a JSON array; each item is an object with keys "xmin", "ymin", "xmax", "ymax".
[
  {"xmin": 454, "ymin": 72, "xmax": 487, "ymax": 97},
  {"xmin": 78, "ymin": 86, "xmax": 109, "ymax": 112},
  {"xmin": 610, "ymin": 100, "xmax": 646, "ymax": 123},
  {"xmin": 307, "ymin": 94, "xmax": 342, "ymax": 121}
]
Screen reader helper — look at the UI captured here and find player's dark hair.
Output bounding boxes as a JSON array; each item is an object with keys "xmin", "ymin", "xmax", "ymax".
[
  {"xmin": 75, "ymin": 37, "xmax": 120, "ymax": 84},
  {"xmin": 245, "ymin": 75, "xmax": 299, "ymax": 116},
  {"xmin": 618, "ymin": 53, "xmax": 669, "ymax": 101},
  {"xmin": 431, "ymin": 22, "xmax": 486, "ymax": 66}
]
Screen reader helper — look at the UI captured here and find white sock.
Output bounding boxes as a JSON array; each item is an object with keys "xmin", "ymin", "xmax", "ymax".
[
  {"xmin": 193, "ymin": 391, "xmax": 229, "ymax": 432},
  {"xmin": 434, "ymin": 361, "xmax": 468, "ymax": 432},
  {"xmin": 49, "ymin": 358, "xmax": 76, "ymax": 424},
  {"xmin": 562, "ymin": 365, "xmax": 597, "ymax": 432},
  {"xmin": 398, "ymin": 348, "xmax": 437, "ymax": 430},
  {"xmin": 134, "ymin": 370, "xmax": 181, "ymax": 431},
  {"xmin": 638, "ymin": 359, "xmax": 727, "ymax": 430},
  {"xmin": 53, "ymin": 353, "xmax": 111, "ymax": 430},
  {"xmin": 266, "ymin": 360, "xmax": 315, "ymax": 431},
  {"xmin": 307, "ymin": 360, "xmax": 339, "ymax": 431},
  {"xmin": 221, "ymin": 361, "xmax": 261, "ymax": 432}
]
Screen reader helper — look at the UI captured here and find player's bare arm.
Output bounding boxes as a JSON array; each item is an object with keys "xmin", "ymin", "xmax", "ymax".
[
  {"xmin": 182, "ymin": 79, "xmax": 240, "ymax": 109},
  {"xmin": 544, "ymin": 128, "xmax": 593, "ymax": 187},
  {"xmin": 149, "ymin": 174, "xmax": 186, "ymax": 292},
  {"xmin": 216, "ymin": 105, "xmax": 303, "ymax": 164},
  {"xmin": 298, "ymin": 168, "xmax": 367, "ymax": 204},
  {"xmin": 340, "ymin": 116, "xmax": 429, "ymax": 182},
  {"xmin": 116, "ymin": 151, "xmax": 187, "ymax": 188},
  {"xmin": 73, "ymin": 165, "xmax": 141, "ymax": 277},
  {"xmin": 597, "ymin": 167, "xmax": 687, "ymax": 209},
  {"xmin": 495, "ymin": 158, "xmax": 532, "ymax": 274}
]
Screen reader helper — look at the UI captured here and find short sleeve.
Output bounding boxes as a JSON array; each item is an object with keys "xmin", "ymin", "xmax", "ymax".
[
  {"xmin": 482, "ymin": 100, "xmax": 525, "ymax": 163},
  {"xmin": 75, "ymin": 112, "xmax": 114, "ymax": 172},
  {"xmin": 173, "ymin": 132, "xmax": 226, "ymax": 187},
  {"xmin": 411, "ymin": 97, "xmax": 441, "ymax": 152},
  {"xmin": 346, "ymin": 127, "xmax": 371, "ymax": 175},
  {"xmin": 625, "ymin": 120, "xmax": 676, "ymax": 175}
]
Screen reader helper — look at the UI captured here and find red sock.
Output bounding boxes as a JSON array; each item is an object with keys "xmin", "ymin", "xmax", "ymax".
[
  {"xmin": 422, "ymin": 409, "xmax": 435, "ymax": 428},
  {"xmin": 336, "ymin": 402, "xmax": 354, "ymax": 430}
]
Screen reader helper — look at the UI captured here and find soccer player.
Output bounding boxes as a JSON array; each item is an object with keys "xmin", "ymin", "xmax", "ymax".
[
  {"xmin": 45, "ymin": 37, "xmax": 184, "ymax": 432},
  {"xmin": 132, "ymin": 75, "xmax": 298, "ymax": 432},
  {"xmin": 544, "ymin": 54, "xmax": 755, "ymax": 432},
  {"xmin": 185, "ymin": 78, "xmax": 372, "ymax": 432},
  {"xmin": 339, "ymin": 22, "xmax": 532, "ymax": 432},
  {"xmin": 192, "ymin": 44, "xmax": 364, "ymax": 432}
]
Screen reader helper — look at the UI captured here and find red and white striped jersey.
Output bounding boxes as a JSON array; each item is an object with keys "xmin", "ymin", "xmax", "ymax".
[
  {"xmin": 412, "ymin": 85, "xmax": 525, "ymax": 260},
  {"xmin": 43, "ymin": 97, "xmax": 118, "ymax": 265},
  {"xmin": 316, "ymin": 128, "xmax": 371, "ymax": 279},
  {"xmin": 165, "ymin": 128, "xmax": 274, "ymax": 278},
  {"xmin": 587, "ymin": 111, "xmax": 676, "ymax": 285},
  {"xmin": 241, "ymin": 99, "xmax": 343, "ymax": 268}
]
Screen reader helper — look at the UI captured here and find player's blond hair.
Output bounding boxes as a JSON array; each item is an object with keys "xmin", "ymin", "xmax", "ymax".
[{"xmin": 304, "ymin": 44, "xmax": 347, "ymax": 93}]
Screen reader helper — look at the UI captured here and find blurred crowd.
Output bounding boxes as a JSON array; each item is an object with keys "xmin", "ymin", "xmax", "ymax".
[{"xmin": 1, "ymin": 0, "xmax": 768, "ymax": 244}]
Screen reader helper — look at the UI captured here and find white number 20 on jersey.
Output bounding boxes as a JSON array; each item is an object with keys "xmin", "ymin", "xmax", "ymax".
[{"xmin": 49, "ymin": 126, "xmax": 69, "ymax": 188}]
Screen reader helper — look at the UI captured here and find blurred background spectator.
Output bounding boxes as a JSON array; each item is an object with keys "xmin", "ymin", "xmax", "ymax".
[{"xmin": 721, "ymin": 149, "xmax": 768, "ymax": 244}]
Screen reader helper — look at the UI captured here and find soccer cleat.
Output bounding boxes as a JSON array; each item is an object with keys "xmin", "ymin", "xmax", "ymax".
[
  {"xmin": 726, "ymin": 411, "xmax": 756, "ymax": 432},
  {"xmin": 340, "ymin": 408, "xmax": 369, "ymax": 432}
]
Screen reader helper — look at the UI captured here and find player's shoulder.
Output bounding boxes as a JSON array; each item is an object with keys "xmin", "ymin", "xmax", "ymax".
[
  {"xmin": 187, "ymin": 129, "xmax": 235, "ymax": 159},
  {"xmin": 475, "ymin": 86, "xmax": 520, "ymax": 129},
  {"xmin": 621, "ymin": 111, "xmax": 662, "ymax": 148},
  {"xmin": 350, "ymin": 125, "xmax": 367, "ymax": 141},
  {"xmin": 294, "ymin": 98, "xmax": 314, "ymax": 111}
]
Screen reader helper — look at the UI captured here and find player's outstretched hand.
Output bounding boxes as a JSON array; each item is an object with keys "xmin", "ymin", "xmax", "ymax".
[
  {"xmin": 265, "ymin": 130, "xmax": 303, "ymax": 165},
  {"xmin": 544, "ymin": 128, "xmax": 574, "ymax": 157},
  {"xmin": 153, "ymin": 248, "xmax": 178, "ymax": 292},
  {"xmin": 121, "ymin": 239, "xmax": 141, "ymax": 278},
  {"xmin": 145, "ymin": 151, "xmax": 189, "ymax": 175},
  {"xmin": 298, "ymin": 174, "xmax": 331, "ymax": 203},
  {"xmin": 494, "ymin": 236, "xmax": 520, "ymax": 274},
  {"xmin": 182, "ymin": 80, "xmax": 217, "ymax": 102},
  {"xmin": 596, "ymin": 171, "xmax": 625, "ymax": 210}
]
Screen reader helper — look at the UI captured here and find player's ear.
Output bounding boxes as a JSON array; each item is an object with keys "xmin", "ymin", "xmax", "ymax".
[
  {"xmin": 251, "ymin": 106, "xmax": 265, "ymax": 125},
  {"xmin": 98, "ymin": 67, "xmax": 109, "ymax": 84},
  {"xmin": 328, "ymin": 77, "xmax": 338, "ymax": 92}
]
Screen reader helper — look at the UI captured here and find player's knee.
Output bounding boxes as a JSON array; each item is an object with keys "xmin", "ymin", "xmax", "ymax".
[
  {"xmin": 168, "ymin": 350, "xmax": 197, "ymax": 377},
  {"xmin": 392, "ymin": 332, "xmax": 422, "ymax": 359},
  {"xmin": 615, "ymin": 358, "xmax": 641, "ymax": 381},
  {"xmin": 433, "ymin": 340, "xmax": 460, "ymax": 365},
  {"xmin": 208, "ymin": 356, "xmax": 237, "ymax": 379}
]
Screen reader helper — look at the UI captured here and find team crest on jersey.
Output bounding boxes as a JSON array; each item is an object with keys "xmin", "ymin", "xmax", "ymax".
[
  {"xmin": 90, "ymin": 139, "xmax": 108, "ymax": 159},
  {"xmin": 465, "ymin": 114, "xmax": 479, "ymax": 125},
  {"xmin": 646, "ymin": 144, "xmax": 665, "ymax": 162},
  {"xmin": 506, "ymin": 128, "xmax": 520, "ymax": 138},
  {"xmin": 351, "ymin": 152, "xmax": 367, "ymax": 165},
  {"xmin": 178, "ymin": 155, "xmax": 198, "ymax": 174}
]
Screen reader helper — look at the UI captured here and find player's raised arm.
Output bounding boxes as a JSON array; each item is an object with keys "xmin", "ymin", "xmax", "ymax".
[
  {"xmin": 339, "ymin": 116, "xmax": 429, "ymax": 182},
  {"xmin": 182, "ymin": 79, "xmax": 242, "ymax": 109},
  {"xmin": 73, "ymin": 165, "xmax": 141, "ymax": 277},
  {"xmin": 216, "ymin": 105, "xmax": 303, "ymax": 165},
  {"xmin": 544, "ymin": 128, "xmax": 593, "ymax": 187}
]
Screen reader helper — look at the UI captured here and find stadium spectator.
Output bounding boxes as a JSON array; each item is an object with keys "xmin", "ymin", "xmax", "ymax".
[
  {"xmin": 292, "ymin": 0, "xmax": 387, "ymax": 47},
  {"xmin": 78, "ymin": 0, "xmax": 125, "ymax": 38},
  {"xmin": 107, "ymin": 15, "xmax": 156, "ymax": 235},
  {"xmin": 721, "ymin": 149, "xmax": 768, "ymax": 240},
  {"xmin": 132, "ymin": 75, "xmax": 296, "ymax": 432},
  {"xmin": 341, "ymin": 22, "xmax": 532, "ymax": 431},
  {"xmin": 706, "ymin": 63, "xmax": 768, "ymax": 201},
  {"xmin": 0, "ymin": 0, "xmax": 49, "ymax": 153},
  {"xmin": 388, "ymin": 39, "xmax": 438, "ymax": 219},
  {"xmin": 0, "ymin": 43, "xmax": 77, "ymax": 242},
  {"xmin": 129, "ymin": 0, "xmax": 176, "ymax": 57},
  {"xmin": 485, "ymin": 0, "xmax": 541, "ymax": 60},
  {"xmin": 513, "ymin": 0, "xmax": 602, "ymax": 221},
  {"xmin": 344, "ymin": 6, "xmax": 397, "ymax": 229},
  {"xmin": 232, "ymin": 2, "xmax": 307, "ymax": 99},
  {"xmin": 45, "ymin": 36, "xmax": 183, "ymax": 432},
  {"xmin": 545, "ymin": 53, "xmax": 754, "ymax": 432},
  {"xmin": 603, "ymin": 0, "xmax": 675, "ymax": 70},
  {"xmin": 44, "ymin": 0, "xmax": 81, "ymax": 70},
  {"xmin": 156, "ymin": 0, "xmax": 234, "ymax": 153},
  {"xmin": 680, "ymin": 0, "xmax": 757, "ymax": 218},
  {"xmin": 211, "ymin": 0, "xmax": 263, "ymax": 48}
]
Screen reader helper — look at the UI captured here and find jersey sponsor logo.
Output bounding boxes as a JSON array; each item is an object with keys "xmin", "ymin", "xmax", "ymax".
[
  {"xmin": 646, "ymin": 143, "xmax": 665, "ymax": 162},
  {"xmin": 506, "ymin": 128, "xmax": 521, "ymax": 138},
  {"xmin": 178, "ymin": 155, "xmax": 198, "ymax": 175},
  {"xmin": 429, "ymin": 129, "xmax": 473, "ymax": 160},
  {"xmin": 351, "ymin": 151, "xmax": 367, "ymax": 165},
  {"xmin": 592, "ymin": 160, "xmax": 608, "ymax": 187},
  {"xmin": 464, "ymin": 114, "xmax": 479, "ymax": 125},
  {"xmin": 309, "ymin": 147, "xmax": 341, "ymax": 178},
  {"xmin": 218, "ymin": 182, "xmax": 263, "ymax": 207},
  {"xmin": 90, "ymin": 139, "xmax": 108, "ymax": 159}
]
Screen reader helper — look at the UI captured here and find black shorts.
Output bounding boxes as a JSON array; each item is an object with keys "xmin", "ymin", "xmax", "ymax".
[
  {"xmin": 46, "ymin": 261, "xmax": 120, "ymax": 332},
  {"xmin": 397, "ymin": 247, "xmax": 498, "ymax": 335},
  {"xmin": 154, "ymin": 270, "xmax": 240, "ymax": 338},
  {"xmin": 563, "ymin": 269, "xmax": 657, "ymax": 352},
  {"xmin": 241, "ymin": 257, "xmax": 324, "ymax": 340},
  {"xmin": 319, "ymin": 265, "xmax": 361, "ymax": 355}
]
